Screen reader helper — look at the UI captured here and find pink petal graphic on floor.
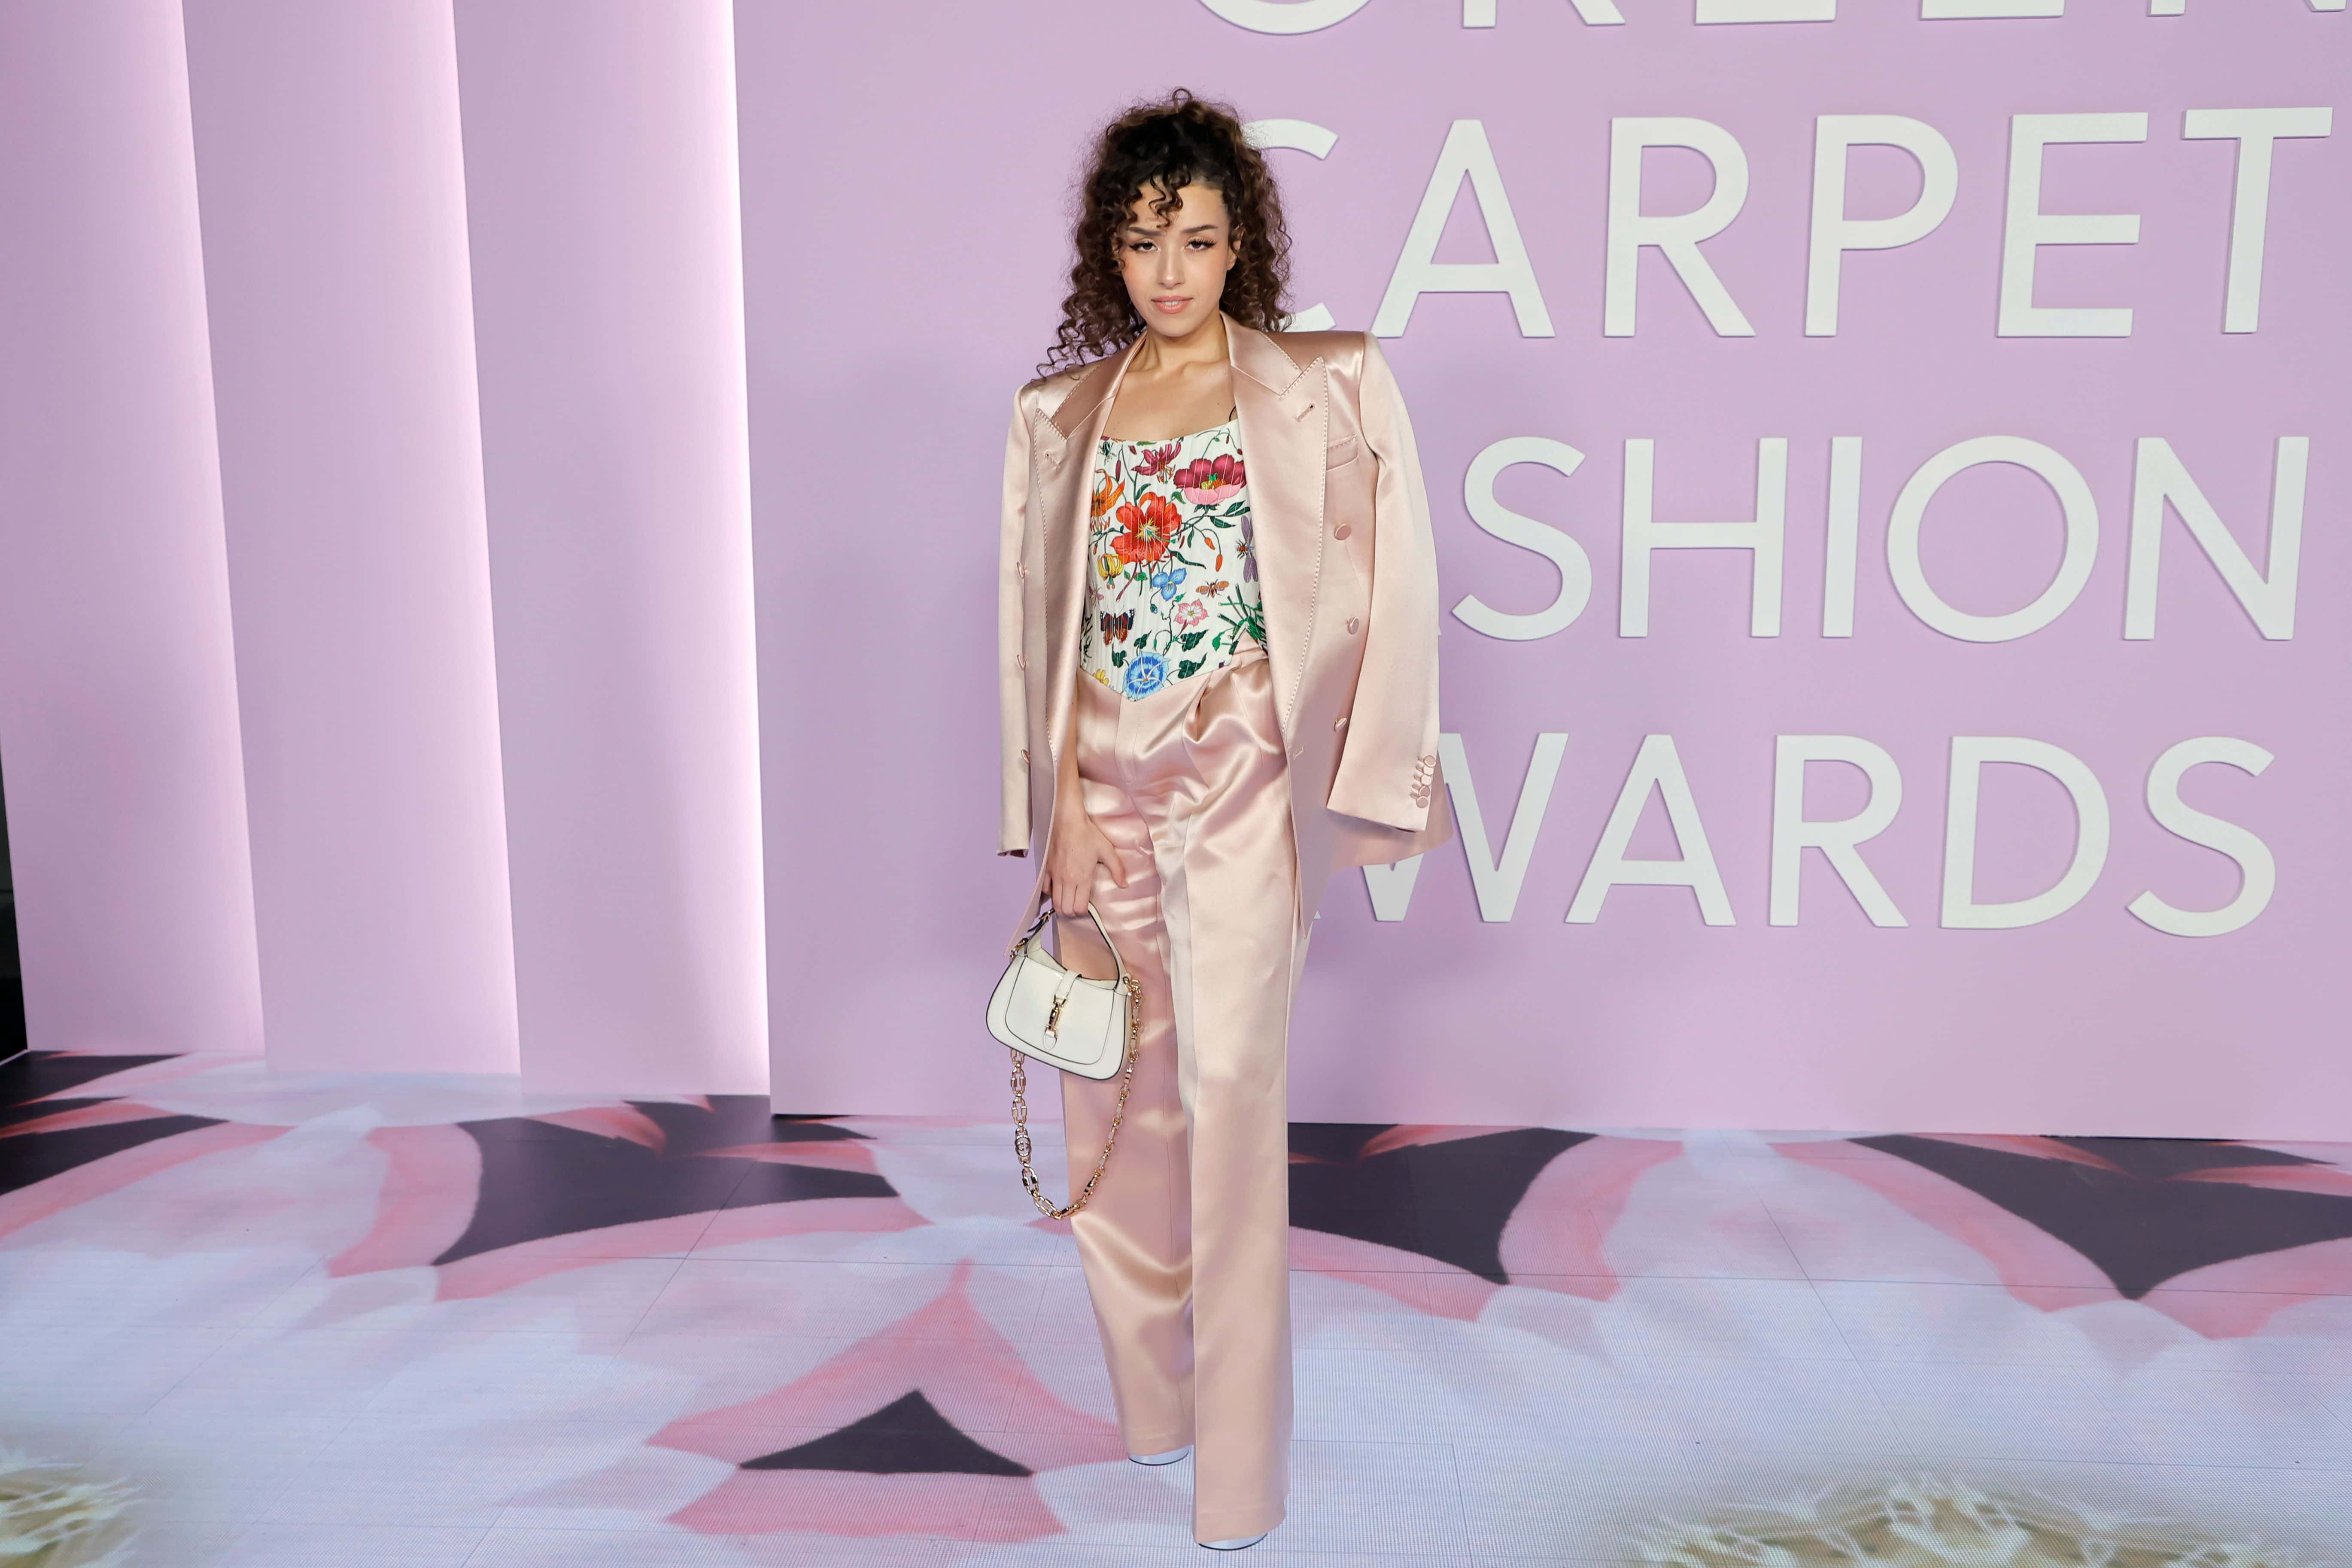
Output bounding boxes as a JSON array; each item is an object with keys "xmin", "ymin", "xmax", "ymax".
[
  {"xmin": 0, "ymin": 1120, "xmax": 285, "ymax": 1243},
  {"xmin": 653, "ymin": 1262, "xmax": 1117, "ymax": 1541},
  {"xmin": 527, "ymin": 1104, "xmax": 672, "ymax": 1147},
  {"xmin": 0, "ymin": 1099, "xmax": 189, "ymax": 1139},
  {"xmin": 1503, "ymin": 1134, "xmax": 1683, "ymax": 1294},
  {"xmin": 1286, "ymin": 1227, "xmax": 1461, "ymax": 1312},
  {"xmin": 2137, "ymin": 1236, "xmax": 2352, "ymax": 1332},
  {"xmin": 8, "ymin": 1050, "xmax": 2352, "ymax": 1563},
  {"xmin": 1776, "ymin": 1137, "xmax": 2120, "ymax": 1299},
  {"xmin": 327, "ymin": 1123, "xmax": 484, "ymax": 1276},
  {"xmin": 2170, "ymin": 1161, "xmax": 2352, "ymax": 1198}
]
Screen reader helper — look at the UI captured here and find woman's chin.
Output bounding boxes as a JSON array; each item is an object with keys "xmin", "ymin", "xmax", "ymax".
[{"xmin": 1140, "ymin": 306, "xmax": 1214, "ymax": 339}]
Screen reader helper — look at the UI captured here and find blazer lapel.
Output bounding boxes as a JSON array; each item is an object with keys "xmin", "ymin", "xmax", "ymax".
[
  {"xmin": 1226, "ymin": 313, "xmax": 1326, "ymax": 745},
  {"xmin": 1038, "ymin": 336, "xmax": 1144, "ymax": 767},
  {"xmin": 1036, "ymin": 315, "xmax": 1326, "ymax": 764}
]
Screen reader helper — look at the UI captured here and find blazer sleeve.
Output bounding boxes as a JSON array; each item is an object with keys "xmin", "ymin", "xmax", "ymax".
[
  {"xmin": 997, "ymin": 385, "xmax": 1033, "ymax": 856},
  {"xmin": 1325, "ymin": 333, "xmax": 1442, "ymax": 834}
]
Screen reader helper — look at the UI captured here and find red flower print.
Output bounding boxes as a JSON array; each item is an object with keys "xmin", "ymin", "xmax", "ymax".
[
  {"xmin": 1113, "ymin": 494, "xmax": 1182, "ymax": 565},
  {"xmin": 1173, "ymin": 453, "xmax": 1246, "ymax": 506},
  {"xmin": 1133, "ymin": 442, "xmax": 1182, "ymax": 479}
]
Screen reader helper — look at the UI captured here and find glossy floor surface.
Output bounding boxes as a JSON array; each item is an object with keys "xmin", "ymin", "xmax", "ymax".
[{"xmin": 5, "ymin": 1049, "xmax": 2351, "ymax": 1567}]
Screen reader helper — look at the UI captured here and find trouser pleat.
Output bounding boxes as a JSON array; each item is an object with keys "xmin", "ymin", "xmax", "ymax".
[{"xmin": 1056, "ymin": 648, "xmax": 1297, "ymax": 1543}]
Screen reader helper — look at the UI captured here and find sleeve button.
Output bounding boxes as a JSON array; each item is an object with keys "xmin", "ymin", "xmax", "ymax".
[
  {"xmin": 1346, "ymin": 617, "xmax": 1360, "ymax": 635},
  {"xmin": 1333, "ymin": 523, "xmax": 1351, "ymax": 539}
]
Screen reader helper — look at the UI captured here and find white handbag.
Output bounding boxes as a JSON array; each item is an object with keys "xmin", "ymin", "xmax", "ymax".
[{"xmin": 985, "ymin": 897, "xmax": 1141, "ymax": 1218}]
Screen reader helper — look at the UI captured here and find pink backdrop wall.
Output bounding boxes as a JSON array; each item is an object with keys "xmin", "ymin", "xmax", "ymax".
[
  {"xmin": 2, "ymin": 2, "xmax": 2344, "ymax": 1137},
  {"xmin": 0, "ymin": 0, "xmax": 264, "ymax": 1060},
  {"xmin": 183, "ymin": 0, "xmax": 521, "ymax": 1075},
  {"xmin": 1, "ymin": 0, "xmax": 778, "ymax": 1089},
  {"xmin": 748, "ymin": 0, "xmax": 2352, "ymax": 1136},
  {"xmin": 456, "ymin": 0, "xmax": 770, "ymax": 1094}
]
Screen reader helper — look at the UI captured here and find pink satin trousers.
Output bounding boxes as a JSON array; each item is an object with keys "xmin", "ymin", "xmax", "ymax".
[{"xmin": 1054, "ymin": 644, "xmax": 1302, "ymax": 1544}]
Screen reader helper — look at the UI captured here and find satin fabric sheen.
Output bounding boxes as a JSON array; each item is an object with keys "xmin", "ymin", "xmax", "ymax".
[
  {"xmin": 999, "ymin": 314, "xmax": 1456, "ymax": 910},
  {"xmin": 1054, "ymin": 642, "xmax": 1301, "ymax": 1544}
]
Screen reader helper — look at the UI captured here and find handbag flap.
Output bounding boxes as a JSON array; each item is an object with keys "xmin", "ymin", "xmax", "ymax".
[{"xmin": 994, "ymin": 938, "xmax": 1124, "ymax": 1075}]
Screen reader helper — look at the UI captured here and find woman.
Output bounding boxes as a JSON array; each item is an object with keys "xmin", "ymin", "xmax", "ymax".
[{"xmin": 995, "ymin": 89, "xmax": 1452, "ymax": 1550}]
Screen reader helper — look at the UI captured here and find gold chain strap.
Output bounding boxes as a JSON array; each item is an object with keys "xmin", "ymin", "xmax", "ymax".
[{"xmin": 1009, "ymin": 973, "xmax": 1142, "ymax": 1220}]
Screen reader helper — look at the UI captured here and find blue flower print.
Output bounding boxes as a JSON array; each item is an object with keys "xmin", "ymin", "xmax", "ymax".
[
  {"xmin": 1150, "ymin": 566, "xmax": 1188, "ymax": 601},
  {"xmin": 1123, "ymin": 653, "xmax": 1167, "ymax": 698}
]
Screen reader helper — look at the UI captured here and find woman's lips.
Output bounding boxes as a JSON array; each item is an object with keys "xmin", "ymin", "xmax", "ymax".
[{"xmin": 1152, "ymin": 296, "xmax": 1190, "ymax": 313}]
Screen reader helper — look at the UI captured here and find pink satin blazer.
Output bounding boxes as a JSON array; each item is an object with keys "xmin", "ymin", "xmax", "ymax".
[{"xmin": 996, "ymin": 312, "xmax": 1454, "ymax": 919}]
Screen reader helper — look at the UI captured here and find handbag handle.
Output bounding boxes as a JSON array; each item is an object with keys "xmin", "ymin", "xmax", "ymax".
[{"xmin": 1007, "ymin": 895, "xmax": 1128, "ymax": 988}]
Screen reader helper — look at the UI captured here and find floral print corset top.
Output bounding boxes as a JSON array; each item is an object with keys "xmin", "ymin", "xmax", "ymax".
[{"xmin": 1080, "ymin": 418, "xmax": 1266, "ymax": 701}]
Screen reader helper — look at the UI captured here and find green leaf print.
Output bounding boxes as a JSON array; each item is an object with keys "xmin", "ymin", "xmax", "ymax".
[
  {"xmin": 1111, "ymin": 649, "xmax": 1126, "ymax": 668},
  {"xmin": 1218, "ymin": 599, "xmax": 1268, "ymax": 652},
  {"xmin": 1176, "ymin": 659, "xmax": 1203, "ymax": 680},
  {"xmin": 1178, "ymin": 631, "xmax": 1206, "ymax": 651}
]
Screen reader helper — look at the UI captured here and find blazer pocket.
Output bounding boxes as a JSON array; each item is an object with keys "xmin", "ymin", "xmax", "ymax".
[{"xmin": 1324, "ymin": 435, "xmax": 1361, "ymax": 470}]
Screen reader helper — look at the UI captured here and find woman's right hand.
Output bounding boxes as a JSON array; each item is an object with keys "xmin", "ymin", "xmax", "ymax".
[{"xmin": 1047, "ymin": 807, "xmax": 1128, "ymax": 917}]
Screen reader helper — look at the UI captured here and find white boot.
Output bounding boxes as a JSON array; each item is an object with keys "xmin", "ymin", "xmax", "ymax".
[{"xmin": 1129, "ymin": 1445, "xmax": 1191, "ymax": 1465}]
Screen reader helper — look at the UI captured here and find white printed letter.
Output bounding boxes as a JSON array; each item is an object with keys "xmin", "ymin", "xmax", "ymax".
[
  {"xmin": 1999, "ymin": 112, "xmax": 2149, "ymax": 337},
  {"xmin": 1941, "ymin": 737, "xmax": 2109, "ymax": 929},
  {"xmin": 1198, "ymin": 0, "xmax": 1373, "ymax": 33},
  {"xmin": 1887, "ymin": 436, "xmax": 2097, "ymax": 643},
  {"xmin": 1374, "ymin": 120, "xmax": 1554, "ymax": 338},
  {"xmin": 1568, "ymin": 735, "xmax": 1735, "ymax": 925},
  {"xmin": 1364, "ymin": 855, "xmax": 1424, "ymax": 922},
  {"xmin": 1807, "ymin": 116, "xmax": 1959, "ymax": 337},
  {"xmin": 1620, "ymin": 437, "xmax": 1788, "ymax": 637},
  {"xmin": 1699, "ymin": 0, "xmax": 1834, "ymax": 17},
  {"xmin": 1454, "ymin": 438, "xmax": 1593, "ymax": 640},
  {"xmin": 1823, "ymin": 436, "xmax": 1863, "ymax": 637},
  {"xmin": 2182, "ymin": 108, "xmax": 2333, "ymax": 334},
  {"xmin": 2124, "ymin": 436, "xmax": 2307, "ymax": 640},
  {"xmin": 1924, "ymin": 0, "xmax": 2062, "ymax": 16},
  {"xmin": 1244, "ymin": 119, "xmax": 1341, "ymax": 331},
  {"xmin": 1464, "ymin": 0, "xmax": 1630, "ymax": 19},
  {"xmin": 2127, "ymin": 737, "xmax": 2276, "ymax": 938},
  {"xmin": 1445, "ymin": 732, "xmax": 1568, "ymax": 922},
  {"xmin": 1771, "ymin": 737, "xmax": 1906, "ymax": 927},
  {"xmin": 1605, "ymin": 118, "xmax": 1756, "ymax": 337}
]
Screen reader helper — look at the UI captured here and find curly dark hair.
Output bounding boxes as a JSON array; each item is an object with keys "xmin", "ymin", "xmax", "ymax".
[{"xmin": 1037, "ymin": 88, "xmax": 1295, "ymax": 378}]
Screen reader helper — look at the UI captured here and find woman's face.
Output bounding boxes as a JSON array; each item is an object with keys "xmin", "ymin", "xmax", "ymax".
[{"xmin": 1115, "ymin": 181, "xmax": 1238, "ymax": 343}]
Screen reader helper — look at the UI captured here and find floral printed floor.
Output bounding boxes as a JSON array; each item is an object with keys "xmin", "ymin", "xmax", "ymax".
[{"xmin": 5, "ymin": 1048, "xmax": 2352, "ymax": 1567}]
